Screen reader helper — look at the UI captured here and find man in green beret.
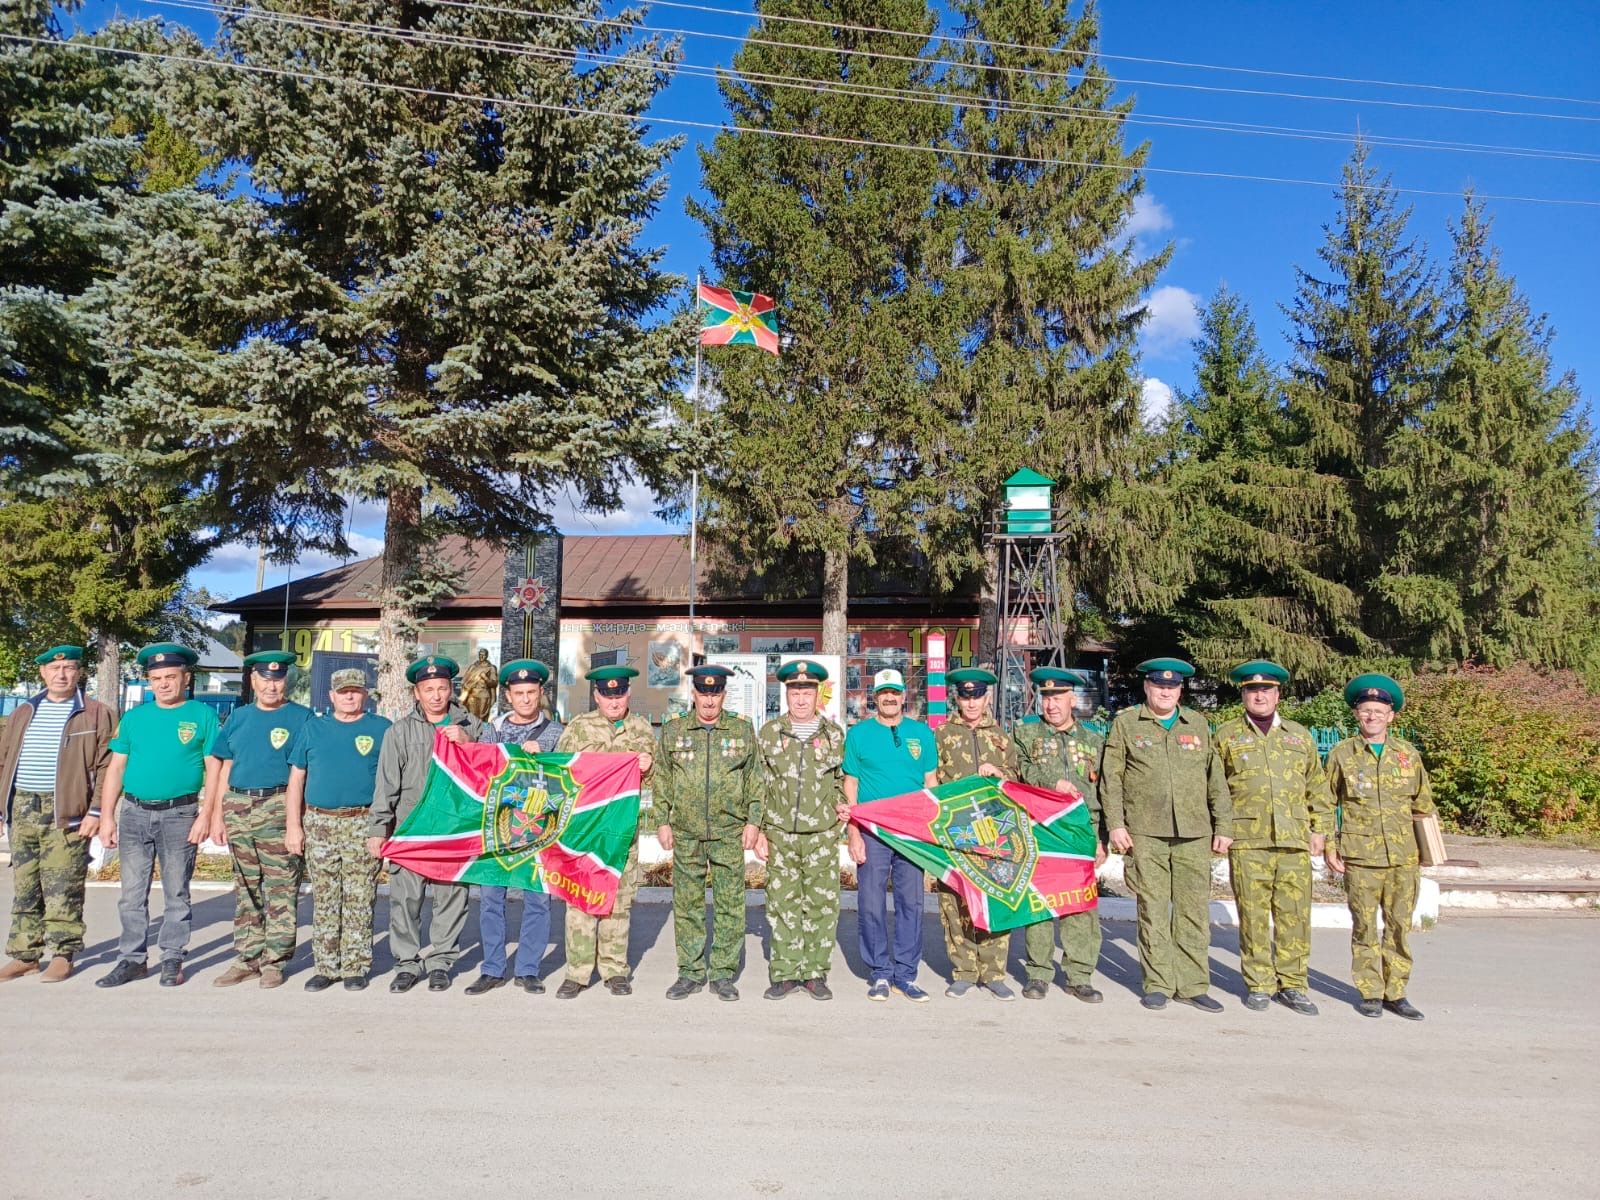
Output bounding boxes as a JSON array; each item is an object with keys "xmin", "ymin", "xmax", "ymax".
[
  {"xmin": 756, "ymin": 659, "xmax": 846, "ymax": 1000},
  {"xmin": 1015, "ymin": 667, "xmax": 1106, "ymax": 1003},
  {"xmin": 1102, "ymin": 657, "xmax": 1232, "ymax": 1012},
  {"xmin": 368, "ymin": 655, "xmax": 483, "ymax": 992},
  {"xmin": 0, "ymin": 645, "xmax": 114, "ymax": 983},
  {"xmin": 96, "ymin": 643, "xmax": 220, "ymax": 988},
  {"xmin": 1325, "ymin": 674, "xmax": 1433, "ymax": 1020},
  {"xmin": 656, "ymin": 664, "xmax": 760, "ymax": 1001},
  {"xmin": 1213, "ymin": 660, "xmax": 1330, "ymax": 1015},
  {"xmin": 205, "ymin": 650, "xmax": 312, "ymax": 989},
  {"xmin": 554, "ymin": 665, "xmax": 655, "ymax": 999},
  {"xmin": 935, "ymin": 667, "xmax": 1020, "ymax": 1000},
  {"xmin": 467, "ymin": 659, "xmax": 563, "ymax": 996}
]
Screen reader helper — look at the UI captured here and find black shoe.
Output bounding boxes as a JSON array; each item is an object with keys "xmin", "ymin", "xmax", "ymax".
[
  {"xmin": 1141, "ymin": 992, "xmax": 1169, "ymax": 1010},
  {"xmin": 804, "ymin": 978, "xmax": 833, "ymax": 1001},
  {"xmin": 666, "ymin": 976, "xmax": 705, "ymax": 1000},
  {"xmin": 1066, "ymin": 983, "xmax": 1104, "ymax": 1004},
  {"xmin": 1357, "ymin": 998, "xmax": 1382, "ymax": 1017},
  {"xmin": 1022, "ymin": 979, "xmax": 1049, "ymax": 1000},
  {"xmin": 95, "ymin": 960, "xmax": 148, "ymax": 989},
  {"xmin": 159, "ymin": 960, "xmax": 185, "ymax": 988},
  {"xmin": 427, "ymin": 969, "xmax": 451, "ymax": 992},
  {"xmin": 514, "ymin": 975, "xmax": 545, "ymax": 994},
  {"xmin": 764, "ymin": 980, "xmax": 799, "ymax": 1000},
  {"xmin": 465, "ymin": 974, "xmax": 506, "ymax": 996},
  {"xmin": 1175, "ymin": 993, "xmax": 1223, "ymax": 1013},
  {"xmin": 1243, "ymin": 991, "xmax": 1272, "ymax": 1012},
  {"xmin": 604, "ymin": 976, "xmax": 632, "ymax": 996},
  {"xmin": 555, "ymin": 979, "xmax": 586, "ymax": 999},
  {"xmin": 1383, "ymin": 998, "xmax": 1424, "ymax": 1021},
  {"xmin": 1275, "ymin": 988, "xmax": 1319, "ymax": 1016},
  {"xmin": 344, "ymin": 974, "xmax": 369, "ymax": 991},
  {"xmin": 303, "ymin": 973, "xmax": 338, "ymax": 992},
  {"xmin": 710, "ymin": 978, "xmax": 739, "ymax": 1002},
  {"xmin": 389, "ymin": 970, "xmax": 422, "ymax": 993}
]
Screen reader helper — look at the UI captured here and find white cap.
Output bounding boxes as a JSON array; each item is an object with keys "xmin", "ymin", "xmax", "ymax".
[{"xmin": 871, "ymin": 669, "xmax": 905, "ymax": 693}]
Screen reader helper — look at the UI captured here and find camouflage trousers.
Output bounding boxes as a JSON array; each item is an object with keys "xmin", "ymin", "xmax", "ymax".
[
  {"xmin": 937, "ymin": 885, "xmax": 1009, "ymax": 983},
  {"xmin": 766, "ymin": 828, "xmax": 839, "ymax": 983},
  {"xmin": 565, "ymin": 835, "xmax": 641, "ymax": 985},
  {"xmin": 222, "ymin": 791, "xmax": 302, "ymax": 966},
  {"xmin": 671, "ymin": 829, "xmax": 745, "ymax": 982},
  {"xmin": 6, "ymin": 790, "xmax": 90, "ymax": 961},
  {"xmin": 303, "ymin": 808, "xmax": 379, "ymax": 978},
  {"xmin": 1023, "ymin": 910, "xmax": 1102, "ymax": 986},
  {"xmin": 1129, "ymin": 834, "xmax": 1213, "ymax": 999},
  {"xmin": 1229, "ymin": 846, "xmax": 1312, "ymax": 992},
  {"xmin": 1344, "ymin": 862, "xmax": 1419, "ymax": 1001}
]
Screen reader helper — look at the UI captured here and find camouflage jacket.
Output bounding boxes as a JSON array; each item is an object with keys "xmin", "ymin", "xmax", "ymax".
[
  {"xmin": 1213, "ymin": 715, "xmax": 1330, "ymax": 850},
  {"xmin": 1324, "ymin": 735, "xmax": 1435, "ymax": 868},
  {"xmin": 934, "ymin": 714, "xmax": 1018, "ymax": 784},
  {"xmin": 1012, "ymin": 718, "xmax": 1104, "ymax": 822},
  {"xmin": 1100, "ymin": 705, "xmax": 1232, "ymax": 839},
  {"xmin": 654, "ymin": 709, "xmax": 758, "ymax": 836},
  {"xmin": 556, "ymin": 710, "xmax": 657, "ymax": 835},
  {"xmin": 754, "ymin": 713, "xmax": 846, "ymax": 835}
]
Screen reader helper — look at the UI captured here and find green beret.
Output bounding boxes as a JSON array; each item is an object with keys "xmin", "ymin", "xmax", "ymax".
[
  {"xmin": 136, "ymin": 642, "xmax": 198, "ymax": 670},
  {"xmin": 243, "ymin": 650, "xmax": 297, "ymax": 678},
  {"xmin": 776, "ymin": 659, "xmax": 828, "ymax": 685},
  {"xmin": 34, "ymin": 645, "xmax": 84, "ymax": 665},
  {"xmin": 1345, "ymin": 673, "xmax": 1403, "ymax": 712},
  {"xmin": 499, "ymin": 659, "xmax": 552, "ymax": 686},
  {"xmin": 1029, "ymin": 666, "xmax": 1088, "ymax": 693},
  {"xmin": 1136, "ymin": 657, "xmax": 1194, "ymax": 685},
  {"xmin": 406, "ymin": 655, "xmax": 460, "ymax": 684},
  {"xmin": 1230, "ymin": 660, "xmax": 1289, "ymax": 687}
]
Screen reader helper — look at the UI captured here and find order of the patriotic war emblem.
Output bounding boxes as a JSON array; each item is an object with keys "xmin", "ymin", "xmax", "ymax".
[
  {"xmin": 932, "ymin": 782, "xmax": 1037, "ymax": 908},
  {"xmin": 483, "ymin": 758, "xmax": 577, "ymax": 868}
]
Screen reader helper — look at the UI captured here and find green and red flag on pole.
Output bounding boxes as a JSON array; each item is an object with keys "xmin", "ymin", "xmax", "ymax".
[
  {"xmin": 847, "ymin": 776, "xmax": 1099, "ymax": 932},
  {"xmin": 697, "ymin": 282, "xmax": 780, "ymax": 355},
  {"xmin": 380, "ymin": 734, "xmax": 641, "ymax": 916}
]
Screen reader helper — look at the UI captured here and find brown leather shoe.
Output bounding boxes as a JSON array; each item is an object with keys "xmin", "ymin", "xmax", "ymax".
[
  {"xmin": 213, "ymin": 961, "xmax": 260, "ymax": 988},
  {"xmin": 40, "ymin": 957, "xmax": 73, "ymax": 983},
  {"xmin": 258, "ymin": 964, "xmax": 286, "ymax": 989},
  {"xmin": 0, "ymin": 958, "xmax": 41, "ymax": 982}
]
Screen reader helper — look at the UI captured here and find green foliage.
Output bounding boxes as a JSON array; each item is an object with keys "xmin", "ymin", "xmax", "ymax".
[{"xmin": 1406, "ymin": 666, "xmax": 1600, "ymax": 837}]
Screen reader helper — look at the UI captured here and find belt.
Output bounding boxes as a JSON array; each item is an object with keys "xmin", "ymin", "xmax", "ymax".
[
  {"xmin": 233, "ymin": 786, "xmax": 287, "ymax": 800},
  {"xmin": 126, "ymin": 793, "xmax": 199, "ymax": 810},
  {"xmin": 308, "ymin": 805, "xmax": 369, "ymax": 818}
]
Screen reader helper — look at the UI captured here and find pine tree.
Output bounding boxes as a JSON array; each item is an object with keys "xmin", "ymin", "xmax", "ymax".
[{"xmin": 100, "ymin": 0, "xmax": 688, "ymax": 711}]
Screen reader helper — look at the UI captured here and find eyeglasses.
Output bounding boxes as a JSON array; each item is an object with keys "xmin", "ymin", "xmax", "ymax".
[{"xmin": 891, "ymin": 725, "xmax": 901, "ymax": 749}]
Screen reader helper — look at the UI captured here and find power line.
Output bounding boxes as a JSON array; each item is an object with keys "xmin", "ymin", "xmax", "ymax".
[
  {"xmin": 8, "ymin": 34, "xmax": 1598, "ymax": 209},
  {"xmin": 140, "ymin": 0, "xmax": 1600, "ymax": 166}
]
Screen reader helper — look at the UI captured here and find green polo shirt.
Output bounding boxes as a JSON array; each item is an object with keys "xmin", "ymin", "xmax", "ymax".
[
  {"xmin": 109, "ymin": 699, "xmax": 220, "ymax": 801},
  {"xmin": 213, "ymin": 701, "xmax": 313, "ymax": 790},
  {"xmin": 288, "ymin": 713, "xmax": 392, "ymax": 809},
  {"xmin": 843, "ymin": 716, "xmax": 938, "ymax": 802}
]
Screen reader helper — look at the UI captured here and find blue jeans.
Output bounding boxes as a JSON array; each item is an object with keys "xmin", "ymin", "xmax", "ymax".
[
  {"xmin": 116, "ymin": 800, "xmax": 199, "ymax": 965},
  {"xmin": 856, "ymin": 831, "xmax": 923, "ymax": 986},
  {"xmin": 478, "ymin": 886, "xmax": 550, "ymax": 979}
]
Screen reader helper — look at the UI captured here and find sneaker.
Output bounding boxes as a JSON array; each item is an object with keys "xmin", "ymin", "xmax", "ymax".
[
  {"xmin": 96, "ymin": 960, "xmax": 148, "ymax": 989},
  {"xmin": 159, "ymin": 960, "xmax": 185, "ymax": 988},
  {"xmin": 0, "ymin": 959, "xmax": 41, "ymax": 983},
  {"xmin": 709, "ymin": 978, "xmax": 739, "ymax": 1002},
  {"xmin": 983, "ymin": 979, "xmax": 1016, "ymax": 1002},
  {"xmin": 1021, "ymin": 980, "xmax": 1049, "ymax": 1000},
  {"xmin": 1274, "ymin": 988, "xmax": 1318, "ymax": 1016},
  {"xmin": 666, "ymin": 976, "xmax": 705, "ymax": 1000},
  {"xmin": 257, "ymin": 965, "xmax": 286, "ymax": 989},
  {"xmin": 303, "ymin": 973, "xmax": 338, "ymax": 992},
  {"xmin": 867, "ymin": 979, "xmax": 891, "ymax": 1002},
  {"xmin": 1066, "ymin": 983, "xmax": 1103, "ymax": 1004},
  {"xmin": 212, "ymin": 961, "xmax": 260, "ymax": 988},
  {"xmin": 1175, "ymin": 993, "xmax": 1223, "ymax": 1013},
  {"xmin": 1140, "ymin": 992, "xmax": 1169, "ymax": 1010},
  {"xmin": 555, "ymin": 979, "xmax": 587, "ymax": 1000},
  {"xmin": 514, "ymin": 975, "xmax": 545, "ymax": 994},
  {"xmin": 803, "ymin": 978, "xmax": 832, "ymax": 1001},
  {"xmin": 39, "ymin": 957, "xmax": 73, "ymax": 983},
  {"xmin": 1383, "ymin": 997, "xmax": 1424, "ymax": 1021},
  {"xmin": 892, "ymin": 982, "xmax": 930, "ymax": 1004},
  {"xmin": 763, "ymin": 980, "xmax": 799, "ymax": 1000},
  {"xmin": 945, "ymin": 980, "xmax": 975, "ymax": 998},
  {"xmin": 1243, "ymin": 991, "xmax": 1272, "ymax": 1012}
]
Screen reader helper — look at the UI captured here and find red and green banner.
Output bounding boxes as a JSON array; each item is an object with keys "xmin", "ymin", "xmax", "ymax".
[
  {"xmin": 380, "ymin": 734, "xmax": 641, "ymax": 916},
  {"xmin": 697, "ymin": 283, "xmax": 780, "ymax": 355},
  {"xmin": 848, "ymin": 776, "xmax": 1098, "ymax": 932}
]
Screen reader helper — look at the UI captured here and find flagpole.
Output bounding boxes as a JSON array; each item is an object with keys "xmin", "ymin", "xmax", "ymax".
[{"xmin": 688, "ymin": 273, "xmax": 702, "ymax": 660}]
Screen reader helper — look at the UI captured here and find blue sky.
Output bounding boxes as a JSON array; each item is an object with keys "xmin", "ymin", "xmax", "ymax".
[{"xmin": 73, "ymin": 0, "xmax": 1599, "ymax": 606}]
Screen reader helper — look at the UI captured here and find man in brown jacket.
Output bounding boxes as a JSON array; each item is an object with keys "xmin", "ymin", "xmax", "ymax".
[{"xmin": 0, "ymin": 644, "xmax": 115, "ymax": 982}]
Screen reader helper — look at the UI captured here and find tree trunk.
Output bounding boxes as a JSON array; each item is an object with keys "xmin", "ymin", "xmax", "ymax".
[
  {"xmin": 94, "ymin": 631, "xmax": 121, "ymax": 711},
  {"xmin": 977, "ymin": 536, "xmax": 1000, "ymax": 671},
  {"xmin": 820, "ymin": 544, "xmax": 849, "ymax": 659},
  {"xmin": 376, "ymin": 487, "xmax": 423, "ymax": 720}
]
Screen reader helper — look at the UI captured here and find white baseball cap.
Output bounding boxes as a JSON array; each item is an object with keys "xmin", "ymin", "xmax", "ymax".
[{"xmin": 871, "ymin": 669, "xmax": 905, "ymax": 693}]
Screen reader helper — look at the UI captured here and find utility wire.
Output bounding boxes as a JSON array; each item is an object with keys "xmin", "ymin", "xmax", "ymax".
[{"xmin": 8, "ymin": 34, "xmax": 1598, "ymax": 208}]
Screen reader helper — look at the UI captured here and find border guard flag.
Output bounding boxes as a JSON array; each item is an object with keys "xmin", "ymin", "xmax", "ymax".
[{"xmin": 697, "ymin": 283, "xmax": 780, "ymax": 355}]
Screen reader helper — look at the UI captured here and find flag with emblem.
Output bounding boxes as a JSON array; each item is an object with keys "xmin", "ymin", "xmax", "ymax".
[
  {"xmin": 847, "ymin": 776, "xmax": 1098, "ymax": 931},
  {"xmin": 380, "ymin": 733, "xmax": 641, "ymax": 916},
  {"xmin": 697, "ymin": 283, "xmax": 780, "ymax": 355}
]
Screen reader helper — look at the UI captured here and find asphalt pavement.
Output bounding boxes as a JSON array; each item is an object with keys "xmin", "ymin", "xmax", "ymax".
[{"xmin": 1, "ymin": 880, "xmax": 1595, "ymax": 1199}]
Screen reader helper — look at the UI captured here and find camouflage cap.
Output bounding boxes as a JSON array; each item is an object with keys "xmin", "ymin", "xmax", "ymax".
[{"xmin": 330, "ymin": 668, "xmax": 369, "ymax": 691}]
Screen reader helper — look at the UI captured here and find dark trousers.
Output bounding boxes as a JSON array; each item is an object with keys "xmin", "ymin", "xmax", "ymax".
[
  {"xmin": 477, "ymin": 886, "xmax": 550, "ymax": 979},
  {"xmin": 116, "ymin": 800, "xmax": 199, "ymax": 965},
  {"xmin": 856, "ymin": 831, "xmax": 924, "ymax": 986}
]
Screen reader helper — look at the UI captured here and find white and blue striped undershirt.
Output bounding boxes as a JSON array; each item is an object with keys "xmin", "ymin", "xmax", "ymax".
[{"xmin": 15, "ymin": 698, "xmax": 75, "ymax": 792}]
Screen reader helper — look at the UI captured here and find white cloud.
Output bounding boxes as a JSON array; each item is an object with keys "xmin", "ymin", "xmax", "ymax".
[
  {"xmin": 1142, "ymin": 285, "xmax": 1202, "ymax": 355},
  {"xmin": 1125, "ymin": 194, "xmax": 1173, "ymax": 242},
  {"xmin": 1141, "ymin": 377, "xmax": 1175, "ymax": 429},
  {"xmin": 552, "ymin": 479, "xmax": 673, "ymax": 535}
]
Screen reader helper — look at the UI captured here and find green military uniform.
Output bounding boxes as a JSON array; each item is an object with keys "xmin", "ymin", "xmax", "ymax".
[
  {"xmin": 933, "ymin": 713, "xmax": 1019, "ymax": 984},
  {"xmin": 1015, "ymin": 717, "xmax": 1105, "ymax": 989},
  {"xmin": 754, "ymin": 710, "xmax": 846, "ymax": 984},
  {"xmin": 655, "ymin": 707, "xmax": 757, "ymax": 983},
  {"xmin": 1101, "ymin": 702, "xmax": 1232, "ymax": 1000},
  {"xmin": 555, "ymin": 709, "xmax": 655, "ymax": 985}
]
